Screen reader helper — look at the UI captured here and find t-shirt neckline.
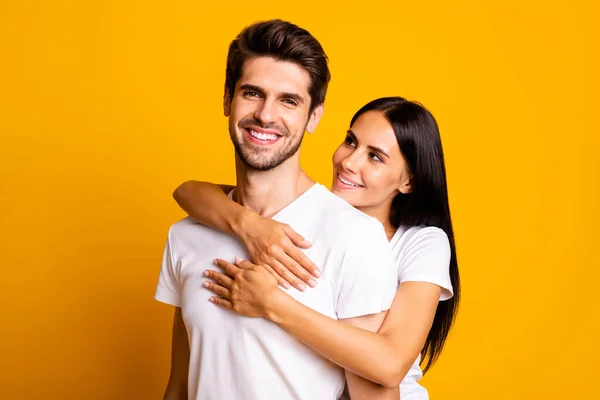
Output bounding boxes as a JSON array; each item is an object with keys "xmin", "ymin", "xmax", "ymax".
[{"xmin": 228, "ymin": 183, "xmax": 322, "ymax": 220}]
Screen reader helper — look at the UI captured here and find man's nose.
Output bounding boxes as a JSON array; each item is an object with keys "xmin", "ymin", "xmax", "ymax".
[{"xmin": 254, "ymin": 98, "xmax": 278, "ymax": 124}]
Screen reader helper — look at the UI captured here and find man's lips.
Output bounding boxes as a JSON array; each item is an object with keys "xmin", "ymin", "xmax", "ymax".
[{"xmin": 243, "ymin": 127, "xmax": 282, "ymax": 144}]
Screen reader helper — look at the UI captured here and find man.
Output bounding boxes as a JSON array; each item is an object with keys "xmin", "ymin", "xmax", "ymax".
[{"xmin": 155, "ymin": 20, "xmax": 398, "ymax": 399}]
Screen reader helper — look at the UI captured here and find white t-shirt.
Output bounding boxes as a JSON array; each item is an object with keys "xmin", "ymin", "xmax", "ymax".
[
  {"xmin": 391, "ymin": 226, "xmax": 453, "ymax": 400},
  {"xmin": 155, "ymin": 184, "xmax": 398, "ymax": 400}
]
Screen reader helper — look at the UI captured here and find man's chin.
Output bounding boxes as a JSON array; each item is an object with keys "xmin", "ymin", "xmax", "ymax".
[{"xmin": 237, "ymin": 153, "xmax": 282, "ymax": 172}]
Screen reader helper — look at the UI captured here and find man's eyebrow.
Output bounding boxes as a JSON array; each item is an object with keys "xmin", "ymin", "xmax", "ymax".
[
  {"xmin": 281, "ymin": 92, "xmax": 305, "ymax": 104},
  {"xmin": 347, "ymin": 129, "xmax": 390, "ymax": 159},
  {"xmin": 239, "ymin": 84, "xmax": 305, "ymax": 104},
  {"xmin": 239, "ymin": 84, "xmax": 265, "ymax": 95}
]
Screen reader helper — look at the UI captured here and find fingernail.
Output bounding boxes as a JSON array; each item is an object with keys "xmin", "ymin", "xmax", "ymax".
[
  {"xmin": 296, "ymin": 282, "xmax": 306, "ymax": 291},
  {"xmin": 283, "ymin": 282, "xmax": 291, "ymax": 289},
  {"xmin": 307, "ymin": 279, "xmax": 317, "ymax": 288},
  {"xmin": 304, "ymin": 240, "xmax": 312, "ymax": 247},
  {"xmin": 209, "ymin": 297, "xmax": 215, "ymax": 303},
  {"xmin": 235, "ymin": 256, "xmax": 243, "ymax": 264},
  {"xmin": 213, "ymin": 259, "xmax": 218, "ymax": 266},
  {"xmin": 313, "ymin": 269, "xmax": 321, "ymax": 278},
  {"xmin": 202, "ymin": 281, "xmax": 209, "ymax": 288},
  {"xmin": 203, "ymin": 270, "xmax": 209, "ymax": 276}
]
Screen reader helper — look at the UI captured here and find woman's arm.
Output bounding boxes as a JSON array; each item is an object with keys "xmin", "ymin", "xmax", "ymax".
[
  {"xmin": 342, "ymin": 314, "xmax": 399, "ymax": 399},
  {"xmin": 206, "ymin": 258, "xmax": 442, "ymax": 388},
  {"xmin": 173, "ymin": 181, "xmax": 320, "ymax": 289},
  {"xmin": 173, "ymin": 180, "xmax": 241, "ymax": 236},
  {"xmin": 275, "ymin": 281, "xmax": 441, "ymax": 388}
]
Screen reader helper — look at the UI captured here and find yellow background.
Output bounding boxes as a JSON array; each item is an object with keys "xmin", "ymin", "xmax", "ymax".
[{"xmin": 1, "ymin": 1, "xmax": 598, "ymax": 399}]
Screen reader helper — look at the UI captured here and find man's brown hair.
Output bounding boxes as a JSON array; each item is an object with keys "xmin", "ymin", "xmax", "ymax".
[{"xmin": 225, "ymin": 19, "xmax": 331, "ymax": 112}]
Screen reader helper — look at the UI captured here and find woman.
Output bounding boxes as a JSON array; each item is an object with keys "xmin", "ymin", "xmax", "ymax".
[{"xmin": 174, "ymin": 97, "xmax": 460, "ymax": 399}]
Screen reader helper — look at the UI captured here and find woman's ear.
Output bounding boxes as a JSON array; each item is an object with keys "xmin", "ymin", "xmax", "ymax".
[{"xmin": 398, "ymin": 176, "xmax": 412, "ymax": 194}]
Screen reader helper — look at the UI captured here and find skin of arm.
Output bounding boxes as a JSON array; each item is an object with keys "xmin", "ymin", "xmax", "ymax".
[
  {"xmin": 163, "ymin": 308, "xmax": 190, "ymax": 400},
  {"xmin": 270, "ymin": 281, "xmax": 442, "ymax": 388},
  {"xmin": 173, "ymin": 181, "xmax": 238, "ymax": 235},
  {"xmin": 206, "ymin": 260, "xmax": 442, "ymax": 389},
  {"xmin": 341, "ymin": 313, "xmax": 399, "ymax": 399}
]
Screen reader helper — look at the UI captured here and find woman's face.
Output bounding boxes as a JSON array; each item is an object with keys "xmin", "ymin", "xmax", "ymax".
[{"xmin": 331, "ymin": 110, "xmax": 412, "ymax": 219}]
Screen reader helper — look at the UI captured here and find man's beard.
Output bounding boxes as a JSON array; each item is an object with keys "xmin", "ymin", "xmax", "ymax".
[{"xmin": 230, "ymin": 118, "xmax": 305, "ymax": 171}]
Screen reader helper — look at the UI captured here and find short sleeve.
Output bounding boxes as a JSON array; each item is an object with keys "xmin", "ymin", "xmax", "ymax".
[
  {"xmin": 336, "ymin": 222, "xmax": 398, "ymax": 319},
  {"xmin": 398, "ymin": 227, "xmax": 453, "ymax": 301},
  {"xmin": 154, "ymin": 229, "xmax": 182, "ymax": 307}
]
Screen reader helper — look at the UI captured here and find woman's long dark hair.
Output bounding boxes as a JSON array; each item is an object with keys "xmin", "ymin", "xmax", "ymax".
[{"xmin": 350, "ymin": 97, "xmax": 460, "ymax": 373}]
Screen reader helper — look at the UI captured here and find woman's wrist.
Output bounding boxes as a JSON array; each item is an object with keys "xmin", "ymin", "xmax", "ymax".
[
  {"xmin": 229, "ymin": 207, "xmax": 255, "ymax": 238},
  {"xmin": 265, "ymin": 289, "xmax": 297, "ymax": 325}
]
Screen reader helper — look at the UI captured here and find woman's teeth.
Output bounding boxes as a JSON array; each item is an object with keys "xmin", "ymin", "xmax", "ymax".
[{"xmin": 338, "ymin": 174, "xmax": 362, "ymax": 187}]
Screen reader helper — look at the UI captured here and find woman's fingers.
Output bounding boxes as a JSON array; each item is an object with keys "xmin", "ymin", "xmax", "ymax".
[
  {"xmin": 269, "ymin": 257, "xmax": 307, "ymax": 292},
  {"xmin": 204, "ymin": 269, "xmax": 233, "ymax": 288},
  {"xmin": 202, "ymin": 281, "xmax": 231, "ymax": 299},
  {"xmin": 282, "ymin": 224, "xmax": 312, "ymax": 249},
  {"xmin": 285, "ymin": 245, "xmax": 321, "ymax": 279},
  {"xmin": 280, "ymin": 254, "xmax": 317, "ymax": 289},
  {"xmin": 233, "ymin": 256, "xmax": 292, "ymax": 290},
  {"xmin": 214, "ymin": 258, "xmax": 240, "ymax": 278},
  {"xmin": 209, "ymin": 296, "xmax": 233, "ymax": 310},
  {"xmin": 280, "ymin": 247, "xmax": 319, "ymax": 285},
  {"xmin": 260, "ymin": 263, "xmax": 290, "ymax": 289},
  {"xmin": 234, "ymin": 257, "xmax": 258, "ymax": 270},
  {"xmin": 219, "ymin": 254, "xmax": 317, "ymax": 292}
]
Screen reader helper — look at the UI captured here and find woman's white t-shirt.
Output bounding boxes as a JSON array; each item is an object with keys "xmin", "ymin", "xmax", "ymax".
[{"xmin": 391, "ymin": 225, "xmax": 454, "ymax": 399}]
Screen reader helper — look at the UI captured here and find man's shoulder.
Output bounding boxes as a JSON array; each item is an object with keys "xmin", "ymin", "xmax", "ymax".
[
  {"xmin": 314, "ymin": 187, "xmax": 380, "ymax": 227},
  {"xmin": 168, "ymin": 216, "xmax": 201, "ymax": 234},
  {"xmin": 326, "ymin": 198, "xmax": 384, "ymax": 232},
  {"xmin": 167, "ymin": 216, "xmax": 223, "ymax": 243},
  {"xmin": 166, "ymin": 217, "xmax": 242, "ymax": 259},
  {"xmin": 311, "ymin": 188, "xmax": 388, "ymax": 246}
]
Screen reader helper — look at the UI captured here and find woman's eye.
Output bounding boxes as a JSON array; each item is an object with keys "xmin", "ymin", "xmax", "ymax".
[
  {"xmin": 344, "ymin": 136, "xmax": 356, "ymax": 147},
  {"xmin": 370, "ymin": 153, "xmax": 383, "ymax": 162}
]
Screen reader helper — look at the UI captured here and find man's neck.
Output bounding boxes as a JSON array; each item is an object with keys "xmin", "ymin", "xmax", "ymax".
[{"xmin": 233, "ymin": 154, "xmax": 315, "ymax": 218}]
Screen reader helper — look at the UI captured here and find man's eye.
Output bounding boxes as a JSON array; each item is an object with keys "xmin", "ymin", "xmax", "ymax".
[
  {"xmin": 283, "ymin": 99, "xmax": 298, "ymax": 106},
  {"xmin": 245, "ymin": 91, "xmax": 260, "ymax": 97}
]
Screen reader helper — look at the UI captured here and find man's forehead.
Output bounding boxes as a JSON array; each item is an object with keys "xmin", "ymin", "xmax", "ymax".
[{"xmin": 238, "ymin": 57, "xmax": 311, "ymax": 96}]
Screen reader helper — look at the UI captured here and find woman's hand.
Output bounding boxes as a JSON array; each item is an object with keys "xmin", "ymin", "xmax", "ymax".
[
  {"xmin": 203, "ymin": 257, "xmax": 286, "ymax": 319},
  {"xmin": 235, "ymin": 211, "xmax": 321, "ymax": 291}
]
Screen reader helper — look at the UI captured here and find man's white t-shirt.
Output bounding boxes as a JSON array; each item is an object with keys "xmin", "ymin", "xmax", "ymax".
[
  {"xmin": 155, "ymin": 184, "xmax": 398, "ymax": 400},
  {"xmin": 391, "ymin": 226, "xmax": 454, "ymax": 400}
]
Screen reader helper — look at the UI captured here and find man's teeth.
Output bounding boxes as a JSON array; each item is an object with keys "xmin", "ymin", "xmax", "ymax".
[
  {"xmin": 249, "ymin": 129, "xmax": 279, "ymax": 141},
  {"xmin": 338, "ymin": 174, "xmax": 362, "ymax": 187}
]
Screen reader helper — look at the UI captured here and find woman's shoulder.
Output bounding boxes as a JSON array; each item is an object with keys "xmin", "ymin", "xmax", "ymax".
[
  {"xmin": 390, "ymin": 225, "xmax": 451, "ymax": 268},
  {"xmin": 392, "ymin": 225, "xmax": 449, "ymax": 250},
  {"xmin": 392, "ymin": 225, "xmax": 453, "ymax": 298}
]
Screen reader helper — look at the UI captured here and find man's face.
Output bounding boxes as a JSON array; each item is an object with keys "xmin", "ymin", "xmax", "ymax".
[{"xmin": 225, "ymin": 57, "xmax": 321, "ymax": 171}]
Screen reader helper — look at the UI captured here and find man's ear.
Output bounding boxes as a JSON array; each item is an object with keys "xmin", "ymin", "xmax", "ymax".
[
  {"xmin": 223, "ymin": 86, "xmax": 231, "ymax": 117},
  {"xmin": 306, "ymin": 104, "xmax": 325, "ymax": 134}
]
